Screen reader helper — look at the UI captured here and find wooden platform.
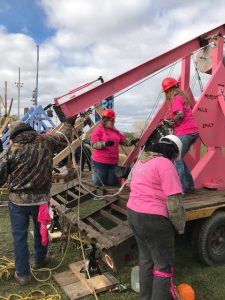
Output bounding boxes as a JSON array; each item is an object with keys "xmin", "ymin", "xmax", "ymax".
[
  {"xmin": 51, "ymin": 178, "xmax": 225, "ymax": 271},
  {"xmin": 53, "ymin": 260, "xmax": 118, "ymax": 299}
]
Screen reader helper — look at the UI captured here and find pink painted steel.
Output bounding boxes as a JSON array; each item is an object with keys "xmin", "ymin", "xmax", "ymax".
[
  {"xmin": 57, "ymin": 24, "xmax": 225, "ymax": 189},
  {"xmin": 124, "ymin": 101, "xmax": 169, "ymax": 166},
  {"xmin": 58, "ymin": 25, "xmax": 225, "ymax": 118},
  {"xmin": 180, "ymin": 56, "xmax": 191, "ymax": 91},
  {"xmin": 192, "ymin": 62, "xmax": 225, "ymax": 148},
  {"xmin": 212, "ymin": 36, "xmax": 224, "ymax": 74}
]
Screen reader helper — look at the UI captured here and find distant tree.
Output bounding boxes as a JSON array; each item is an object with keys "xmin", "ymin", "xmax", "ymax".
[
  {"xmin": 123, "ymin": 132, "xmax": 135, "ymax": 139},
  {"xmin": 132, "ymin": 120, "xmax": 146, "ymax": 136}
]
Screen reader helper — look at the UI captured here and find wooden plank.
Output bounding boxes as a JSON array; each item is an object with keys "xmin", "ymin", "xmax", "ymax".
[
  {"xmin": 63, "ymin": 282, "xmax": 90, "ymax": 299},
  {"xmin": 100, "ymin": 209, "xmax": 125, "ymax": 225},
  {"xmin": 0, "ymin": 117, "xmax": 10, "ymax": 136},
  {"xmin": 103, "ymin": 272, "xmax": 119, "ymax": 286},
  {"xmin": 107, "ymin": 224, "xmax": 133, "ymax": 242},
  {"xmin": 64, "ymin": 213, "xmax": 114, "ymax": 248},
  {"xmin": 117, "ymin": 199, "xmax": 128, "ymax": 209},
  {"xmin": 69, "ymin": 261, "xmax": 117, "ymax": 293},
  {"xmin": 51, "ymin": 179, "xmax": 81, "ymax": 196},
  {"xmin": 184, "ymin": 195, "xmax": 225, "ymax": 210},
  {"xmin": 110, "ymin": 203, "xmax": 128, "ymax": 216},
  {"xmin": 67, "ymin": 190, "xmax": 79, "ymax": 199},
  {"xmin": 54, "ymin": 270, "xmax": 79, "ymax": 286},
  {"xmin": 53, "ymin": 271, "xmax": 90, "ymax": 300},
  {"xmin": 74, "ymin": 186, "xmax": 89, "ymax": 195},
  {"xmin": 53, "ymin": 139, "xmax": 81, "ymax": 166},
  {"xmin": 69, "ymin": 262, "xmax": 94, "ymax": 294},
  {"xmin": 56, "ymin": 194, "xmax": 68, "ymax": 204},
  {"xmin": 86, "ymin": 217, "xmax": 105, "ymax": 232},
  {"xmin": 50, "ymin": 123, "xmax": 64, "ymax": 135},
  {"xmin": 48, "ymin": 230, "xmax": 62, "ymax": 241},
  {"xmin": 94, "ymin": 105, "xmax": 104, "ymax": 117},
  {"xmin": 53, "ymin": 120, "xmax": 100, "ymax": 166},
  {"xmin": 50, "ymin": 198, "xmax": 61, "ymax": 208}
]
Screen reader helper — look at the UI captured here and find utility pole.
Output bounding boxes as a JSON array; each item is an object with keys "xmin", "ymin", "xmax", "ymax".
[
  {"xmin": 15, "ymin": 67, "xmax": 24, "ymax": 118},
  {"xmin": 35, "ymin": 45, "xmax": 39, "ymax": 108},
  {"xmin": 4, "ymin": 81, "xmax": 7, "ymax": 115}
]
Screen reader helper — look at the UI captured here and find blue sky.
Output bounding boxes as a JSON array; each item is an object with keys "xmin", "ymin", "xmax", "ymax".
[
  {"xmin": 0, "ymin": 0, "xmax": 54, "ymax": 42},
  {"xmin": 0, "ymin": 0, "xmax": 225, "ymax": 130}
]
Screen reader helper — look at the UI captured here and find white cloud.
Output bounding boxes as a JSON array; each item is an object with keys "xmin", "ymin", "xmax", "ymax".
[{"xmin": 0, "ymin": 0, "xmax": 225, "ymax": 130}]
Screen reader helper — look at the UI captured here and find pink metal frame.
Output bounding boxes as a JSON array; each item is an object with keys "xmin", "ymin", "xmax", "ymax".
[{"xmin": 57, "ymin": 24, "xmax": 225, "ymax": 189}]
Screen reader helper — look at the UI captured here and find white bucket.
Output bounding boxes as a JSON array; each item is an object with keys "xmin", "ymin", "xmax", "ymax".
[{"xmin": 131, "ymin": 265, "xmax": 140, "ymax": 293}]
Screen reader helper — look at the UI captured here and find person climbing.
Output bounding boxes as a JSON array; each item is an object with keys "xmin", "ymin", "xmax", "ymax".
[
  {"xmin": 75, "ymin": 143, "xmax": 92, "ymax": 171},
  {"xmin": 127, "ymin": 134, "xmax": 186, "ymax": 300},
  {"xmin": 90, "ymin": 109, "xmax": 139, "ymax": 186},
  {"xmin": 162, "ymin": 77, "xmax": 199, "ymax": 194},
  {"xmin": 0, "ymin": 120, "xmax": 73, "ymax": 285}
]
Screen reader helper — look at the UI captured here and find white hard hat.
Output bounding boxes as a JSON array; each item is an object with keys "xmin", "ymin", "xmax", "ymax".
[{"xmin": 159, "ymin": 135, "xmax": 182, "ymax": 161}]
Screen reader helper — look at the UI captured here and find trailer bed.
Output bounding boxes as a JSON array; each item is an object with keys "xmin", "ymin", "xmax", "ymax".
[{"xmin": 50, "ymin": 179, "xmax": 225, "ymax": 270}]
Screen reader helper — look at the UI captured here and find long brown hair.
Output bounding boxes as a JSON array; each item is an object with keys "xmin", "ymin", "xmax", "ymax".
[{"xmin": 165, "ymin": 86, "xmax": 192, "ymax": 106}]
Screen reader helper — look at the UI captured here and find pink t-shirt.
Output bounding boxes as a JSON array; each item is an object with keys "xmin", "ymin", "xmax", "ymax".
[
  {"xmin": 127, "ymin": 157, "xmax": 182, "ymax": 218},
  {"xmin": 91, "ymin": 123, "xmax": 126, "ymax": 164},
  {"xmin": 171, "ymin": 95, "xmax": 198, "ymax": 136}
]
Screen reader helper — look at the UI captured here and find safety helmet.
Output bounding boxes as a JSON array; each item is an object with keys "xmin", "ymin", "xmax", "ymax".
[
  {"xmin": 102, "ymin": 109, "xmax": 116, "ymax": 120},
  {"xmin": 162, "ymin": 77, "xmax": 179, "ymax": 92},
  {"xmin": 159, "ymin": 134, "xmax": 182, "ymax": 161}
]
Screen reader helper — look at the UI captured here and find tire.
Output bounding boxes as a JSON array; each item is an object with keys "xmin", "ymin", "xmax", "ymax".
[
  {"xmin": 191, "ymin": 220, "xmax": 204, "ymax": 262},
  {"xmin": 192, "ymin": 211, "xmax": 225, "ymax": 265}
]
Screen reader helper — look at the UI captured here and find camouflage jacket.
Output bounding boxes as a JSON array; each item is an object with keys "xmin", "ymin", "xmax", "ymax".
[{"xmin": 0, "ymin": 124, "xmax": 72, "ymax": 205}]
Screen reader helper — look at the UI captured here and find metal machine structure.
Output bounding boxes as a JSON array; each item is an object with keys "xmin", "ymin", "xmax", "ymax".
[
  {"xmin": 1, "ymin": 105, "xmax": 55, "ymax": 147},
  {"xmin": 51, "ymin": 24, "xmax": 225, "ymax": 270}
]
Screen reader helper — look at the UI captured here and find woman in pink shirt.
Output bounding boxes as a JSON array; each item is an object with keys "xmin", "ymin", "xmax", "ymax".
[
  {"xmin": 162, "ymin": 77, "xmax": 199, "ymax": 193},
  {"xmin": 127, "ymin": 135, "xmax": 185, "ymax": 300},
  {"xmin": 90, "ymin": 109, "xmax": 139, "ymax": 186}
]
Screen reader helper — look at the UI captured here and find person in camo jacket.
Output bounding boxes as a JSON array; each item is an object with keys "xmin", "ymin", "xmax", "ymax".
[{"xmin": 0, "ymin": 120, "xmax": 73, "ymax": 285}]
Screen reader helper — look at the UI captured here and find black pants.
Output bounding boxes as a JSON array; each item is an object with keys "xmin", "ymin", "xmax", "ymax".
[
  {"xmin": 128, "ymin": 209, "xmax": 174, "ymax": 300},
  {"xmin": 75, "ymin": 146, "xmax": 92, "ymax": 171}
]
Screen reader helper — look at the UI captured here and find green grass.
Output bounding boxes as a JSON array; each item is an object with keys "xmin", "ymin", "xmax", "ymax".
[{"xmin": 1, "ymin": 206, "xmax": 225, "ymax": 299}]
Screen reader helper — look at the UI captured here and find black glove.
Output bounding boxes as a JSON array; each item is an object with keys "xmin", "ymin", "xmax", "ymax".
[
  {"xmin": 130, "ymin": 138, "xmax": 140, "ymax": 146},
  {"xmin": 105, "ymin": 140, "xmax": 114, "ymax": 147},
  {"xmin": 163, "ymin": 119, "xmax": 174, "ymax": 127}
]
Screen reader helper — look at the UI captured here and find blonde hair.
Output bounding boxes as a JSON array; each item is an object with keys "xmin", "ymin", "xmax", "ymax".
[{"xmin": 165, "ymin": 86, "xmax": 192, "ymax": 106}]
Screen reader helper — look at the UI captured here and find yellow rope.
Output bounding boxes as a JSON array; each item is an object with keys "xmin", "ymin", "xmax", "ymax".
[
  {"xmin": 0, "ymin": 284, "xmax": 61, "ymax": 300},
  {"xmin": 30, "ymin": 225, "xmax": 72, "ymax": 283},
  {"xmin": 70, "ymin": 233, "xmax": 89, "ymax": 245},
  {"xmin": 0, "ymin": 232, "xmax": 91, "ymax": 299},
  {"xmin": 0, "ymin": 256, "xmax": 15, "ymax": 280}
]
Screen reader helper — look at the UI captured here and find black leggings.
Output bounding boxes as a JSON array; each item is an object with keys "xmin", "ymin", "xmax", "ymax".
[{"xmin": 128, "ymin": 209, "xmax": 174, "ymax": 300}]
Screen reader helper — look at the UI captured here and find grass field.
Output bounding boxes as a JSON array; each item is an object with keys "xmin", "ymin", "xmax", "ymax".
[{"xmin": 1, "ymin": 204, "xmax": 225, "ymax": 300}]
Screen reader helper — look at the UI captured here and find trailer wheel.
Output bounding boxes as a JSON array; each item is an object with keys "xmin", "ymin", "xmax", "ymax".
[{"xmin": 193, "ymin": 211, "xmax": 225, "ymax": 265}]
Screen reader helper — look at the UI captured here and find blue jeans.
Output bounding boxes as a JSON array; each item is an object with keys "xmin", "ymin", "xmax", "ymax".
[
  {"xmin": 9, "ymin": 202, "xmax": 47, "ymax": 277},
  {"xmin": 175, "ymin": 133, "xmax": 199, "ymax": 192},
  {"xmin": 92, "ymin": 161, "xmax": 118, "ymax": 186}
]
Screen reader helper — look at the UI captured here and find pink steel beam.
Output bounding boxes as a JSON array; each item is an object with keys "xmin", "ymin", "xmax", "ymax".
[{"xmin": 58, "ymin": 24, "xmax": 225, "ymax": 118}]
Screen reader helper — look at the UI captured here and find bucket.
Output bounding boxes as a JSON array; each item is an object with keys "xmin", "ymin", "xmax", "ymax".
[{"xmin": 131, "ymin": 265, "xmax": 140, "ymax": 293}]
